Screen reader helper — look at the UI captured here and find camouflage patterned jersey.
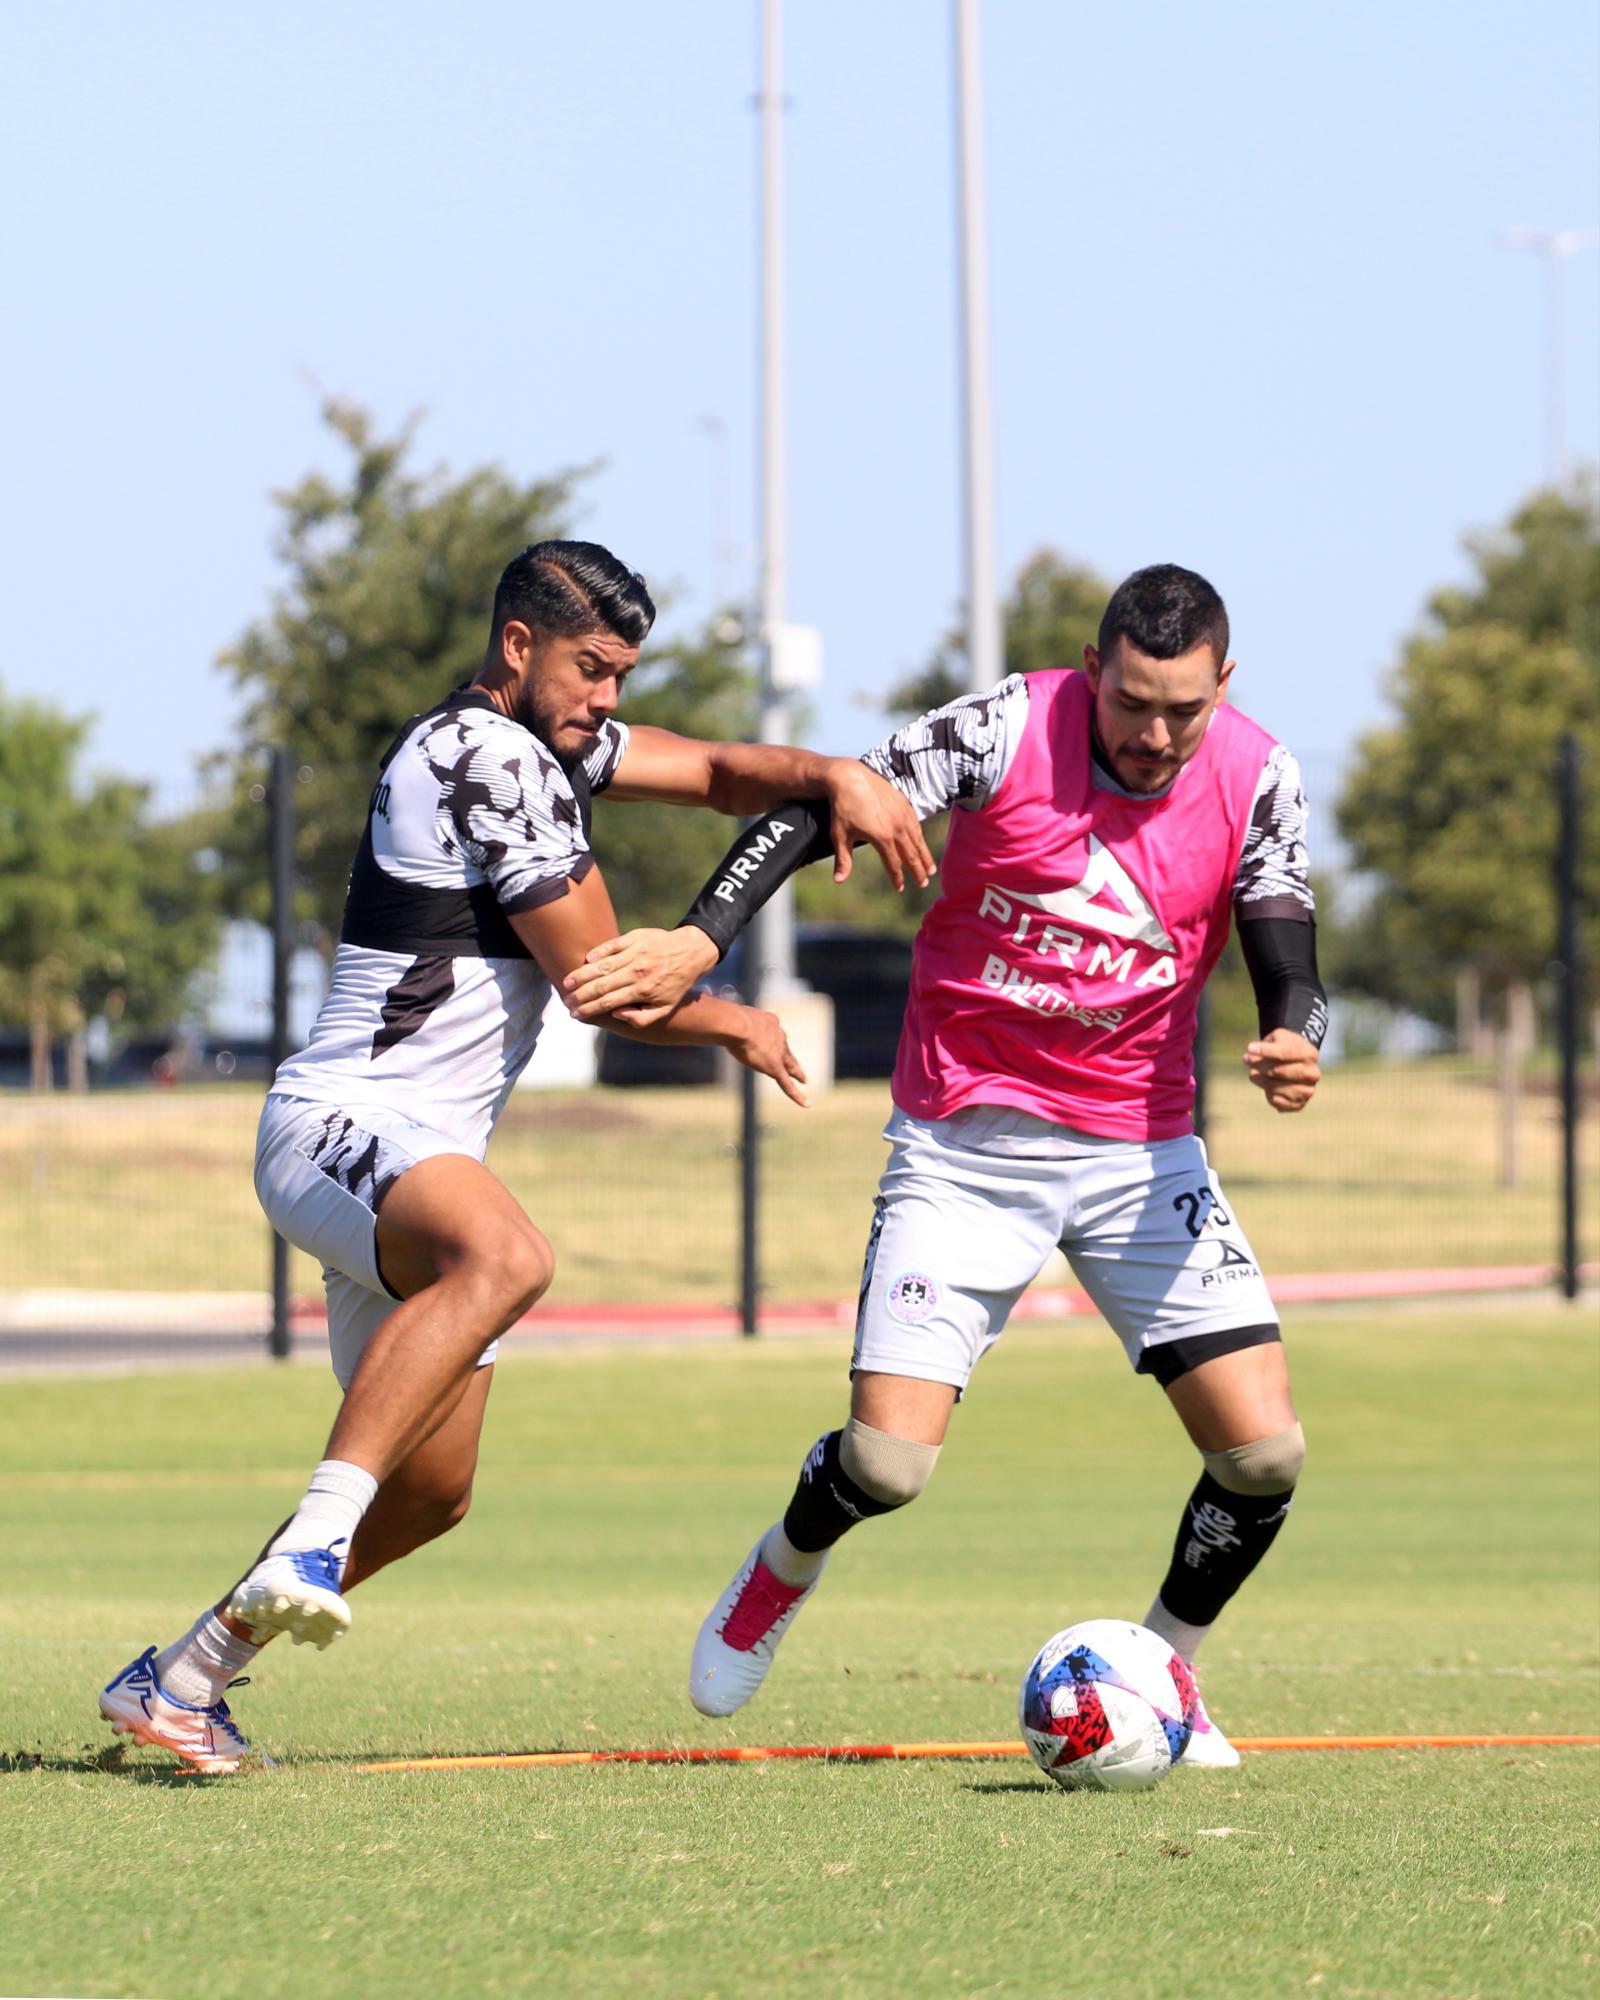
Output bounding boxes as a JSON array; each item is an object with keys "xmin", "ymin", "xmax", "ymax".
[{"xmin": 270, "ymin": 688, "xmax": 628, "ymax": 1154}]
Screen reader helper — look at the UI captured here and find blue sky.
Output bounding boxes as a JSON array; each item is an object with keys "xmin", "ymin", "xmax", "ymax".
[{"xmin": 2, "ymin": 0, "xmax": 1596, "ymax": 817}]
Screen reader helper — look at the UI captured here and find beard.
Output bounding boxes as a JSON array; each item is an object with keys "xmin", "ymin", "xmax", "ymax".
[{"xmin": 518, "ymin": 688, "xmax": 586, "ymax": 772}]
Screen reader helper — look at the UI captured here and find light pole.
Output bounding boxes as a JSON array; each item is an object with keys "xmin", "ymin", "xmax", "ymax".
[
  {"xmin": 756, "ymin": 0, "xmax": 796, "ymax": 991},
  {"xmin": 955, "ymin": 0, "xmax": 1003, "ymax": 692},
  {"xmin": 1499, "ymin": 227, "xmax": 1600, "ymax": 484},
  {"xmin": 693, "ymin": 413, "xmax": 739, "ymax": 620}
]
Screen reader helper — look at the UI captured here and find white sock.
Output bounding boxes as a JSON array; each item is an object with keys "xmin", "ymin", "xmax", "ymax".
[
  {"xmin": 155, "ymin": 1610, "xmax": 262, "ymax": 1708},
  {"xmin": 266, "ymin": 1458, "xmax": 378, "ymax": 1568},
  {"xmin": 1143, "ymin": 1596, "xmax": 1211, "ymax": 1664},
  {"xmin": 760, "ymin": 1522, "xmax": 827, "ymax": 1587}
]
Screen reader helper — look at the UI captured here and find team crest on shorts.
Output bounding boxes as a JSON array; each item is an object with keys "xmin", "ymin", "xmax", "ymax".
[{"xmin": 887, "ymin": 1271, "xmax": 940, "ymax": 1324}]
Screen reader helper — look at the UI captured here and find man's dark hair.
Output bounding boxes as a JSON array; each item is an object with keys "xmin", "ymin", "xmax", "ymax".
[
  {"xmin": 1098, "ymin": 564, "xmax": 1229, "ymax": 668},
  {"xmin": 492, "ymin": 540, "xmax": 656, "ymax": 647}
]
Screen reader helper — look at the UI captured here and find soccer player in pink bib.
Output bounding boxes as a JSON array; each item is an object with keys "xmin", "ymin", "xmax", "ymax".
[{"xmin": 568, "ymin": 564, "xmax": 1326, "ymax": 1764}]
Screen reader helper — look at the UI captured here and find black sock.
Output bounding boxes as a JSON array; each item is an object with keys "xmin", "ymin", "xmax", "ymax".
[
  {"xmin": 781, "ymin": 1431, "xmax": 899, "ymax": 1554},
  {"xmin": 1155, "ymin": 1471, "xmax": 1295, "ymax": 1627}
]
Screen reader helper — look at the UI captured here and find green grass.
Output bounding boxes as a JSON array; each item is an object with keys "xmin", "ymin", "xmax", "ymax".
[
  {"xmin": 1, "ymin": 1058, "xmax": 1594, "ymax": 1299},
  {"xmin": 2, "ymin": 1306, "xmax": 1597, "ymax": 1998}
]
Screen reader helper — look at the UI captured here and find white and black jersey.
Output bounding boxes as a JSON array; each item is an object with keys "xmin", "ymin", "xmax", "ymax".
[
  {"xmin": 860, "ymin": 674, "xmax": 1314, "ymax": 921},
  {"xmin": 272, "ymin": 689, "xmax": 629, "ymax": 1155}
]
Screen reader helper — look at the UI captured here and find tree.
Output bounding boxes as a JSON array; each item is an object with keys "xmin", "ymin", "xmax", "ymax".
[
  {"xmin": 0, "ymin": 688, "xmax": 223, "ymax": 1087},
  {"xmin": 587, "ymin": 621, "xmax": 761, "ymax": 930},
  {"xmin": 806, "ymin": 551, "xmax": 1115, "ymax": 938},
  {"xmin": 1335, "ymin": 481, "xmax": 1600, "ymax": 1025},
  {"xmin": 216, "ymin": 399, "xmax": 583, "ymax": 941},
  {"xmin": 882, "ymin": 549, "xmax": 1111, "ymax": 716},
  {"xmin": 217, "ymin": 399, "xmax": 776, "ymax": 945}
]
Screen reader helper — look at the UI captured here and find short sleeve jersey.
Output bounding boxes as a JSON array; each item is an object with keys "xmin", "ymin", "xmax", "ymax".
[{"xmin": 271, "ymin": 688, "xmax": 628, "ymax": 1155}]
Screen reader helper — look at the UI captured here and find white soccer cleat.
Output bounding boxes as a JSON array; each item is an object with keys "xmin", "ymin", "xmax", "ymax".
[
  {"xmin": 1179, "ymin": 1690, "xmax": 1242, "ymax": 1768},
  {"xmin": 100, "ymin": 1648, "xmax": 256, "ymax": 1776},
  {"xmin": 689, "ymin": 1533, "xmax": 826, "ymax": 1718},
  {"xmin": 226, "ymin": 1546, "xmax": 351, "ymax": 1650}
]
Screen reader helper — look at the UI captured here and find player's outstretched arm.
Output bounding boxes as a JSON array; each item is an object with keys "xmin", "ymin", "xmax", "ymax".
[
  {"xmin": 563, "ymin": 801, "xmax": 834, "ymax": 1023},
  {"xmin": 510, "ymin": 866, "xmax": 808, "ymax": 1106},
  {"xmin": 567, "ymin": 686, "xmax": 1006, "ymax": 1022},
  {"xmin": 606, "ymin": 726, "xmax": 934, "ymax": 890}
]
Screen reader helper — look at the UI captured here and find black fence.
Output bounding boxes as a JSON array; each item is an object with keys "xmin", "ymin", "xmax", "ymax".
[{"xmin": 0, "ymin": 750, "xmax": 1591, "ymax": 1372}]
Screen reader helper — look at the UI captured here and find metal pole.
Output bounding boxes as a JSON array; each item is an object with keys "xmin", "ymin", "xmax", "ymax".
[
  {"xmin": 757, "ymin": 0, "xmax": 796, "ymax": 992},
  {"xmin": 1555, "ymin": 733, "xmax": 1582, "ymax": 1301},
  {"xmin": 738, "ymin": 0, "xmax": 790, "ymax": 1338},
  {"xmin": 1500, "ymin": 228, "xmax": 1600, "ymax": 486},
  {"xmin": 739, "ymin": 909, "xmax": 763, "ymax": 1335},
  {"xmin": 1543, "ymin": 248, "xmax": 1565, "ymax": 486},
  {"xmin": 269, "ymin": 747, "xmax": 295, "ymax": 1360},
  {"xmin": 955, "ymin": 0, "xmax": 1002, "ymax": 692}
]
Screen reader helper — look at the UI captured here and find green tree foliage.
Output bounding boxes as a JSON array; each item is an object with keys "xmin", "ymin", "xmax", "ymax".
[
  {"xmin": 218, "ymin": 400, "xmax": 775, "ymax": 943},
  {"xmin": 0, "ymin": 689, "xmax": 222, "ymax": 1083},
  {"xmin": 587, "ymin": 622, "xmax": 760, "ymax": 930},
  {"xmin": 1336, "ymin": 482, "xmax": 1599, "ymax": 1018},
  {"xmin": 881, "ymin": 550, "xmax": 1111, "ymax": 717},
  {"xmin": 802, "ymin": 551, "xmax": 1114, "ymax": 937},
  {"xmin": 216, "ymin": 399, "xmax": 581, "ymax": 941}
]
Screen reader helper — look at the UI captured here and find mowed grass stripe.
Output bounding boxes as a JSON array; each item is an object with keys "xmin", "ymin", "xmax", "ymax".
[{"xmin": 2, "ymin": 1307, "xmax": 1597, "ymax": 1999}]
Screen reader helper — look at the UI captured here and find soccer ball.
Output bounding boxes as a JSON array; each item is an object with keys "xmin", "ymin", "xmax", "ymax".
[{"xmin": 1019, "ymin": 1619, "xmax": 1199, "ymax": 1792}]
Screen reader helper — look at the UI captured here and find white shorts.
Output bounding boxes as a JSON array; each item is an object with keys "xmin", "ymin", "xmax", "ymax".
[
  {"xmin": 254, "ymin": 1092, "xmax": 499, "ymax": 1389},
  {"xmin": 851, "ymin": 1105, "xmax": 1278, "ymax": 1394}
]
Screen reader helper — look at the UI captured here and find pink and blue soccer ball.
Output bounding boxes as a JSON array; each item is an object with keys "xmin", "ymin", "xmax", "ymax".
[{"xmin": 1019, "ymin": 1619, "xmax": 1200, "ymax": 1792}]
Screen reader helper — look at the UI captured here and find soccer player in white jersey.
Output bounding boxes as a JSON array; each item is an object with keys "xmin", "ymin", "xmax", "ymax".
[
  {"xmin": 100, "ymin": 540, "xmax": 933, "ymax": 1773},
  {"xmin": 567, "ymin": 565, "xmax": 1327, "ymax": 1765}
]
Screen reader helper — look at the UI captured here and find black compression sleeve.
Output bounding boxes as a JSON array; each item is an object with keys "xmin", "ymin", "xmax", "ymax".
[
  {"xmin": 1237, "ymin": 915, "xmax": 1329, "ymax": 1047},
  {"xmin": 677, "ymin": 799, "xmax": 835, "ymax": 961}
]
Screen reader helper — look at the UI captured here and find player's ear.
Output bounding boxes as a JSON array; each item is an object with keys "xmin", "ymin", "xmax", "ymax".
[
  {"xmin": 500, "ymin": 619, "xmax": 534, "ymax": 672},
  {"xmin": 1215, "ymin": 656, "xmax": 1236, "ymax": 704},
  {"xmin": 1082, "ymin": 644, "xmax": 1102, "ymax": 688}
]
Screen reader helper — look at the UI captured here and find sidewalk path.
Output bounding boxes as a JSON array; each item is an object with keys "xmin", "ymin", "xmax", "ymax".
[{"xmin": 2, "ymin": 1263, "xmax": 1593, "ymax": 1375}]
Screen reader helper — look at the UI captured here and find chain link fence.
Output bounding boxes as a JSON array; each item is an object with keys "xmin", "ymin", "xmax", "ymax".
[
  {"xmin": 1, "ymin": 758, "xmax": 1592, "ymax": 1370},
  {"xmin": 2, "ymin": 975, "xmax": 1592, "ymax": 1373}
]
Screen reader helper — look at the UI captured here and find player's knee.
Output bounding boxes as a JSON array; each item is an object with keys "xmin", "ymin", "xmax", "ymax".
[
  {"xmin": 402, "ymin": 1478, "xmax": 475, "ymax": 1550},
  {"xmin": 506, "ymin": 1225, "xmax": 554, "ymax": 1315},
  {"xmin": 839, "ymin": 1417, "xmax": 942, "ymax": 1507},
  {"xmin": 1202, "ymin": 1420, "xmax": 1305, "ymax": 1497},
  {"xmin": 467, "ymin": 1223, "xmax": 553, "ymax": 1321}
]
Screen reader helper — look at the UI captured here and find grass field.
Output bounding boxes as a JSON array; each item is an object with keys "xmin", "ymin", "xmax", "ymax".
[
  {"xmin": 0, "ymin": 1058, "xmax": 1594, "ymax": 1302},
  {"xmin": 3, "ymin": 1304, "xmax": 1597, "ymax": 1998}
]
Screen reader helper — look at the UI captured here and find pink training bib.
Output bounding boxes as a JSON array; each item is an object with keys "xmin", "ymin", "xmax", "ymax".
[{"xmin": 893, "ymin": 669, "xmax": 1277, "ymax": 1141}]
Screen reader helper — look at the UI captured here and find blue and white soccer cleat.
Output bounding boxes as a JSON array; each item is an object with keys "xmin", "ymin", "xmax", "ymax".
[
  {"xmin": 226, "ymin": 1545, "xmax": 352, "ymax": 1650},
  {"xmin": 100, "ymin": 1648, "xmax": 256, "ymax": 1775},
  {"xmin": 1178, "ymin": 1690, "xmax": 1242, "ymax": 1768},
  {"xmin": 689, "ymin": 1532, "xmax": 827, "ymax": 1718}
]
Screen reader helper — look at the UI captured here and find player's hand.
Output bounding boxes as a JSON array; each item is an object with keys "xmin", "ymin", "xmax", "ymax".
[
  {"xmin": 824, "ymin": 760, "xmax": 936, "ymax": 891},
  {"xmin": 563, "ymin": 926, "xmax": 720, "ymax": 1026},
  {"xmin": 1243, "ymin": 1029, "xmax": 1321, "ymax": 1113},
  {"xmin": 730, "ymin": 1008, "xmax": 809, "ymax": 1107}
]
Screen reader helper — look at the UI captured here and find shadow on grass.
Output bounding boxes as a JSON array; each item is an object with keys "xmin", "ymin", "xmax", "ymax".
[
  {"xmin": 0, "ymin": 1746, "xmax": 229, "ymax": 1787},
  {"xmin": 963, "ymin": 1778, "xmax": 1054, "ymax": 1795}
]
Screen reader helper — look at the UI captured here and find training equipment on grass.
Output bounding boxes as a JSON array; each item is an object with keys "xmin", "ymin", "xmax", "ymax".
[
  {"xmin": 1019, "ymin": 1619, "xmax": 1199, "ymax": 1792},
  {"xmin": 353, "ymin": 1733, "xmax": 1600, "ymax": 1773}
]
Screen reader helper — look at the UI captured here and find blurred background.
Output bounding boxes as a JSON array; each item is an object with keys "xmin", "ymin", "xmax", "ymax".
[{"xmin": 1, "ymin": 0, "xmax": 1595, "ymax": 1364}]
